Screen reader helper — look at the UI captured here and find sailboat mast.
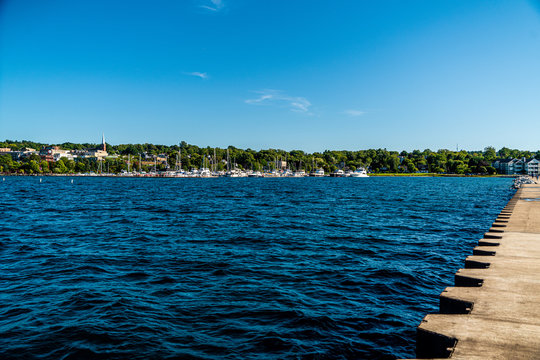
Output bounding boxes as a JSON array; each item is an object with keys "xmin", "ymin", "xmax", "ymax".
[{"xmin": 179, "ymin": 147, "xmax": 182, "ymax": 171}]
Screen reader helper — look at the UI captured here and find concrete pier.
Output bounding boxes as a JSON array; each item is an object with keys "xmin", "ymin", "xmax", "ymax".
[{"xmin": 407, "ymin": 183, "xmax": 540, "ymax": 359}]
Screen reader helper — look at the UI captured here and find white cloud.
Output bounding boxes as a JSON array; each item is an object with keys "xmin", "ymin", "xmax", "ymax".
[
  {"xmin": 344, "ymin": 109, "xmax": 365, "ymax": 117},
  {"xmin": 185, "ymin": 71, "xmax": 209, "ymax": 80},
  {"xmin": 246, "ymin": 90, "xmax": 312, "ymax": 114},
  {"xmin": 200, "ymin": 0, "xmax": 224, "ymax": 11}
]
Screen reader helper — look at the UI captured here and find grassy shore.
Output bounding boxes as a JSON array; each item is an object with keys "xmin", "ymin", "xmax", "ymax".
[{"xmin": 368, "ymin": 173, "xmax": 516, "ymax": 178}]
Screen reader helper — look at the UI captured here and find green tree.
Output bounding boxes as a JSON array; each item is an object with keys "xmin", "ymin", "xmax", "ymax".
[
  {"xmin": 62, "ymin": 158, "xmax": 76, "ymax": 173},
  {"xmin": 53, "ymin": 159, "xmax": 68, "ymax": 173},
  {"xmin": 40, "ymin": 161, "xmax": 50, "ymax": 173},
  {"xmin": 0, "ymin": 155, "xmax": 14, "ymax": 172},
  {"xmin": 484, "ymin": 146, "xmax": 496, "ymax": 161},
  {"xmin": 29, "ymin": 160, "xmax": 41, "ymax": 174},
  {"xmin": 455, "ymin": 163, "xmax": 469, "ymax": 174},
  {"xmin": 75, "ymin": 162, "xmax": 86, "ymax": 173}
]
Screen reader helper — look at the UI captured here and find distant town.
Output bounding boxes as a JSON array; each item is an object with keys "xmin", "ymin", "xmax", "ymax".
[{"xmin": 0, "ymin": 136, "xmax": 538, "ymax": 177}]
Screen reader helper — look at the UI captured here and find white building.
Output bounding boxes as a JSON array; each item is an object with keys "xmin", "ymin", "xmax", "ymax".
[{"xmin": 525, "ymin": 158, "xmax": 540, "ymax": 176}]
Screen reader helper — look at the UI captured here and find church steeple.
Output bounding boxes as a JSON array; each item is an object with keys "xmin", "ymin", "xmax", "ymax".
[{"xmin": 102, "ymin": 133, "xmax": 106, "ymax": 152}]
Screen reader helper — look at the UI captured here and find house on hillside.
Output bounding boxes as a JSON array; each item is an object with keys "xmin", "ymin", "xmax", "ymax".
[{"xmin": 40, "ymin": 146, "xmax": 76, "ymax": 161}]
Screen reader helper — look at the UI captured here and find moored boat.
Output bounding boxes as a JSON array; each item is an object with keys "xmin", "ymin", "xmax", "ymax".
[
  {"xmin": 330, "ymin": 169, "xmax": 345, "ymax": 177},
  {"xmin": 310, "ymin": 168, "xmax": 325, "ymax": 177},
  {"xmin": 350, "ymin": 167, "xmax": 368, "ymax": 177}
]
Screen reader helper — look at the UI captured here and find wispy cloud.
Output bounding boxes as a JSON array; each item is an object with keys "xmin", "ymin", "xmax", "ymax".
[
  {"xmin": 246, "ymin": 90, "xmax": 312, "ymax": 114},
  {"xmin": 200, "ymin": 0, "xmax": 224, "ymax": 12},
  {"xmin": 344, "ymin": 109, "xmax": 366, "ymax": 117},
  {"xmin": 185, "ymin": 71, "xmax": 209, "ymax": 80}
]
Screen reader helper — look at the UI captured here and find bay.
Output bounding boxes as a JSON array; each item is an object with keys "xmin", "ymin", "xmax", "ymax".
[{"xmin": 0, "ymin": 177, "xmax": 513, "ymax": 359}]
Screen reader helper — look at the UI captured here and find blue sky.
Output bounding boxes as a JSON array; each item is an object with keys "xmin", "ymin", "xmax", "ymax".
[{"xmin": 1, "ymin": 0, "xmax": 540, "ymax": 152}]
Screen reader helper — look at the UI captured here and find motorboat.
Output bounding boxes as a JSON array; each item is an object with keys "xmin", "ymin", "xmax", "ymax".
[
  {"xmin": 350, "ymin": 168, "xmax": 369, "ymax": 177},
  {"xmin": 199, "ymin": 168, "xmax": 212, "ymax": 177},
  {"xmin": 248, "ymin": 171, "xmax": 263, "ymax": 178}
]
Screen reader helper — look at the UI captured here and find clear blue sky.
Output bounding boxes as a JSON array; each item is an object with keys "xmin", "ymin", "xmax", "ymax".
[{"xmin": 1, "ymin": 0, "xmax": 540, "ymax": 152}]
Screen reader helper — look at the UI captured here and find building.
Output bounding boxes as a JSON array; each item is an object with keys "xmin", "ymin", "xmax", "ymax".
[
  {"xmin": 70, "ymin": 134, "xmax": 109, "ymax": 159},
  {"xmin": 525, "ymin": 158, "xmax": 540, "ymax": 176},
  {"xmin": 493, "ymin": 159, "xmax": 512, "ymax": 174},
  {"xmin": 85, "ymin": 149, "xmax": 108, "ymax": 159},
  {"xmin": 493, "ymin": 158, "xmax": 521, "ymax": 174},
  {"xmin": 514, "ymin": 159, "xmax": 525, "ymax": 173},
  {"xmin": 36, "ymin": 133, "xmax": 109, "ymax": 162},
  {"xmin": 1, "ymin": 147, "xmax": 39, "ymax": 160},
  {"xmin": 493, "ymin": 158, "xmax": 540, "ymax": 176},
  {"xmin": 39, "ymin": 146, "xmax": 76, "ymax": 161}
]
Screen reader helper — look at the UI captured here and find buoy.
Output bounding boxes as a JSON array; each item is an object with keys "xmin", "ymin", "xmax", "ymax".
[
  {"xmin": 39, "ymin": 178, "xmax": 42, "ymax": 183},
  {"xmin": 70, "ymin": 179, "xmax": 73, "ymax": 184}
]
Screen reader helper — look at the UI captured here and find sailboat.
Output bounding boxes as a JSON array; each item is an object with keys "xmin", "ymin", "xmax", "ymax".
[
  {"xmin": 199, "ymin": 155, "xmax": 212, "ymax": 177},
  {"xmin": 293, "ymin": 160, "xmax": 306, "ymax": 177}
]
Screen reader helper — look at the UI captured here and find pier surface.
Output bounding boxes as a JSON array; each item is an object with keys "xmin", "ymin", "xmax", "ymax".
[{"xmin": 408, "ymin": 183, "xmax": 540, "ymax": 359}]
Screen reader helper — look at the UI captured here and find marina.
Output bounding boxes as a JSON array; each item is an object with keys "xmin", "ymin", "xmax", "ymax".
[{"xmin": 63, "ymin": 167, "xmax": 370, "ymax": 178}]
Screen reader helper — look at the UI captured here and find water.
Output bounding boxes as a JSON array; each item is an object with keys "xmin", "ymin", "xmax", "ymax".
[{"xmin": 0, "ymin": 177, "xmax": 513, "ymax": 359}]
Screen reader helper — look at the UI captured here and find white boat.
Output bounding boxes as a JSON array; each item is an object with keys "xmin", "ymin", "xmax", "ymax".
[
  {"xmin": 331, "ymin": 169, "xmax": 345, "ymax": 177},
  {"xmin": 172, "ymin": 171, "xmax": 187, "ymax": 177},
  {"xmin": 199, "ymin": 168, "xmax": 212, "ymax": 177},
  {"xmin": 226, "ymin": 171, "xmax": 239, "ymax": 177},
  {"xmin": 350, "ymin": 168, "xmax": 369, "ymax": 177},
  {"xmin": 283, "ymin": 169, "xmax": 294, "ymax": 177},
  {"xmin": 266, "ymin": 170, "xmax": 280, "ymax": 177},
  {"xmin": 310, "ymin": 168, "xmax": 325, "ymax": 177}
]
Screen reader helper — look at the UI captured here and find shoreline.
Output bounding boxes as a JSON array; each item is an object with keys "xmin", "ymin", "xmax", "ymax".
[{"xmin": 0, "ymin": 173, "xmax": 518, "ymax": 178}]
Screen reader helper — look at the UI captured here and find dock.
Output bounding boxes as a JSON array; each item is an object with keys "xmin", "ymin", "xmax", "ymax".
[{"xmin": 406, "ymin": 182, "xmax": 540, "ymax": 359}]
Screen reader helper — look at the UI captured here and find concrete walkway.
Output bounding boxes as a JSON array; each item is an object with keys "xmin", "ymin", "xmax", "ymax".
[{"xmin": 405, "ymin": 184, "xmax": 540, "ymax": 359}]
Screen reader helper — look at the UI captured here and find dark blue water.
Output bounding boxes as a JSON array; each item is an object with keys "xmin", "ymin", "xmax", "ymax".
[{"xmin": 0, "ymin": 177, "xmax": 513, "ymax": 359}]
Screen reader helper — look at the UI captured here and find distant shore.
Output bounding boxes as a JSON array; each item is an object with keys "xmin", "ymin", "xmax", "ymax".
[{"xmin": 0, "ymin": 173, "xmax": 518, "ymax": 178}]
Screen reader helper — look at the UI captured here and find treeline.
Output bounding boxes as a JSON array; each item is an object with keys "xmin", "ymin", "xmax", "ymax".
[
  {"xmin": 1, "ymin": 140, "xmax": 539, "ymax": 175},
  {"xmin": 0, "ymin": 154, "xmax": 125, "ymax": 174}
]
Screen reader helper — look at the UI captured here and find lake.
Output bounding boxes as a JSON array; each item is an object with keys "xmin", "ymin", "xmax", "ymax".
[{"xmin": 0, "ymin": 176, "xmax": 513, "ymax": 359}]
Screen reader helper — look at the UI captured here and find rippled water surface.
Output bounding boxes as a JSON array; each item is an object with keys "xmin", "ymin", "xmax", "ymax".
[{"xmin": 0, "ymin": 176, "xmax": 513, "ymax": 359}]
